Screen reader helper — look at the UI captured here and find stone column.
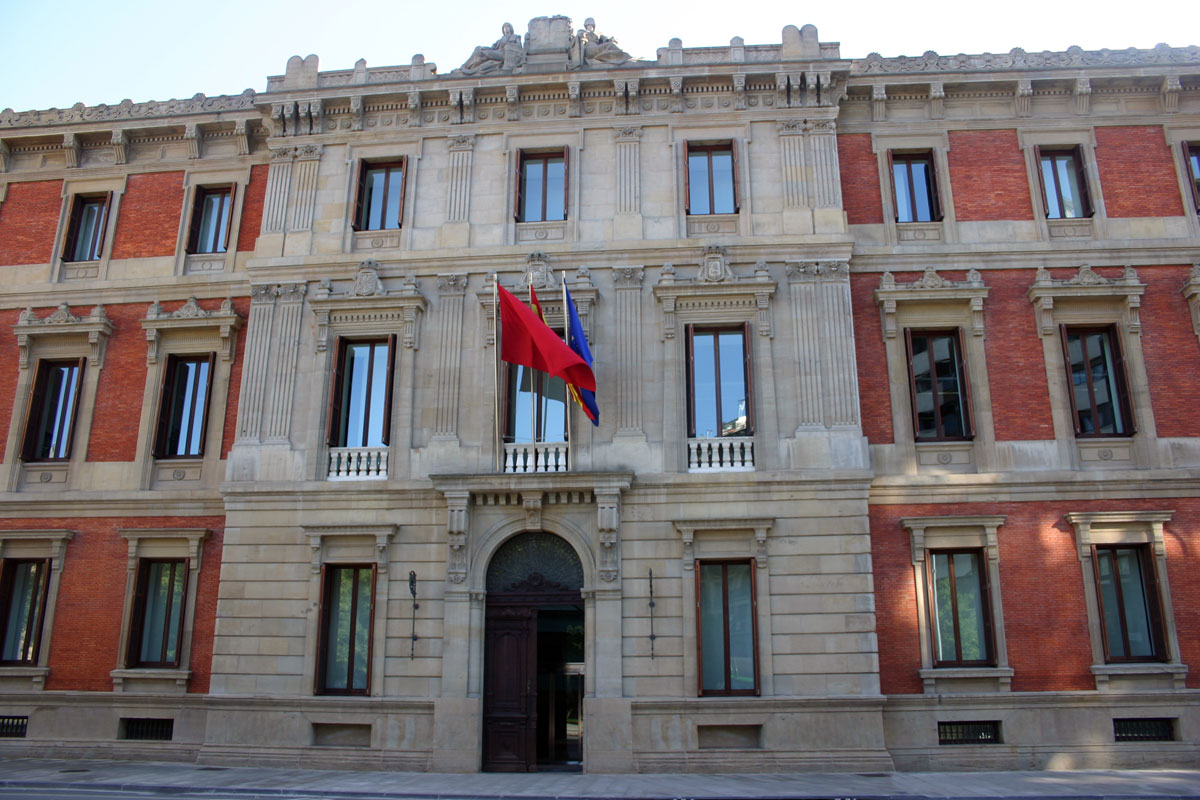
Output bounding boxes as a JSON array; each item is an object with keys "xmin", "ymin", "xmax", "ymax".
[
  {"xmin": 613, "ymin": 268, "xmax": 644, "ymax": 434},
  {"xmin": 433, "ymin": 275, "xmax": 467, "ymax": 441},
  {"xmin": 234, "ymin": 285, "xmax": 277, "ymax": 443},
  {"xmin": 288, "ymin": 145, "xmax": 322, "ymax": 231},
  {"xmin": 808, "ymin": 120, "xmax": 843, "ymax": 232},
  {"xmin": 613, "ymin": 126, "xmax": 642, "ymax": 240},
  {"xmin": 264, "ymin": 283, "xmax": 307, "ymax": 442}
]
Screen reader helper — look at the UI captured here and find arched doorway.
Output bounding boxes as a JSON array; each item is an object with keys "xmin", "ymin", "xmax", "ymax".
[{"xmin": 483, "ymin": 532, "xmax": 584, "ymax": 772}]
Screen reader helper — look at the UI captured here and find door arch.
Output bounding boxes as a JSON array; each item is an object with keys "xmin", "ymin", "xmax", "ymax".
[{"xmin": 483, "ymin": 532, "xmax": 585, "ymax": 772}]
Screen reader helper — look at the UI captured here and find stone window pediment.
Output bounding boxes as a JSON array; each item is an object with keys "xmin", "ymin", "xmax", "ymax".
[
  {"xmin": 1027, "ymin": 265, "xmax": 1145, "ymax": 337},
  {"xmin": 874, "ymin": 267, "xmax": 988, "ymax": 339},
  {"xmin": 310, "ymin": 264, "xmax": 427, "ymax": 353},
  {"xmin": 14, "ymin": 303, "xmax": 114, "ymax": 369},
  {"xmin": 652, "ymin": 252, "xmax": 777, "ymax": 340},
  {"xmin": 141, "ymin": 297, "xmax": 242, "ymax": 365}
]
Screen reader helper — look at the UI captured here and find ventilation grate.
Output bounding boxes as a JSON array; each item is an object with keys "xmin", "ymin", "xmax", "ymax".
[
  {"xmin": 120, "ymin": 718, "xmax": 173, "ymax": 741},
  {"xmin": 1114, "ymin": 718, "xmax": 1175, "ymax": 742},
  {"xmin": 938, "ymin": 720, "xmax": 1001, "ymax": 745},
  {"xmin": 0, "ymin": 716, "xmax": 28, "ymax": 738}
]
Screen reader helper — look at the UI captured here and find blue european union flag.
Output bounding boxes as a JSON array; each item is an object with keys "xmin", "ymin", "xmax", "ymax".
[{"xmin": 564, "ymin": 284, "xmax": 599, "ymax": 426}]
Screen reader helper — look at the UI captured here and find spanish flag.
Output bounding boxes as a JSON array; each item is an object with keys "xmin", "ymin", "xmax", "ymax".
[{"xmin": 497, "ymin": 285, "xmax": 596, "ymax": 392}]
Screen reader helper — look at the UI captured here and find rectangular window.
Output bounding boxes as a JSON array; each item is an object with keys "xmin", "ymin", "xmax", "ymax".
[
  {"xmin": 1184, "ymin": 142, "xmax": 1200, "ymax": 214},
  {"xmin": 1036, "ymin": 146, "xmax": 1093, "ymax": 219},
  {"xmin": 127, "ymin": 559, "xmax": 187, "ymax": 668},
  {"xmin": 21, "ymin": 358, "xmax": 85, "ymax": 462},
  {"xmin": 186, "ymin": 187, "xmax": 233, "ymax": 254},
  {"xmin": 938, "ymin": 721, "xmax": 1001, "ymax": 745},
  {"xmin": 504, "ymin": 363, "xmax": 567, "ymax": 444},
  {"xmin": 153, "ymin": 354, "xmax": 214, "ymax": 458},
  {"xmin": 62, "ymin": 194, "xmax": 111, "ymax": 262},
  {"xmin": 697, "ymin": 559, "xmax": 758, "ymax": 696},
  {"xmin": 516, "ymin": 149, "xmax": 568, "ymax": 222},
  {"xmin": 317, "ymin": 564, "xmax": 374, "ymax": 695},
  {"xmin": 327, "ymin": 337, "xmax": 395, "ymax": 448},
  {"xmin": 890, "ymin": 151, "xmax": 942, "ymax": 223},
  {"xmin": 928, "ymin": 549, "xmax": 994, "ymax": 667},
  {"xmin": 0, "ymin": 559, "xmax": 51, "ymax": 665},
  {"xmin": 1061, "ymin": 326, "xmax": 1134, "ymax": 437},
  {"xmin": 687, "ymin": 324, "xmax": 752, "ymax": 439},
  {"xmin": 906, "ymin": 329, "xmax": 972, "ymax": 441},
  {"xmin": 353, "ymin": 160, "xmax": 407, "ymax": 231},
  {"xmin": 1094, "ymin": 545, "xmax": 1165, "ymax": 663},
  {"xmin": 685, "ymin": 142, "xmax": 738, "ymax": 215}
]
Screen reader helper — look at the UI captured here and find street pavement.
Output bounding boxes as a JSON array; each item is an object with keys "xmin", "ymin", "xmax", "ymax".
[{"xmin": 0, "ymin": 758, "xmax": 1197, "ymax": 799}]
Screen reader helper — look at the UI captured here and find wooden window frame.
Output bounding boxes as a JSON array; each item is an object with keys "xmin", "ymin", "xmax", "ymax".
[
  {"xmin": 905, "ymin": 328, "xmax": 974, "ymax": 442},
  {"xmin": 125, "ymin": 558, "xmax": 189, "ymax": 669},
  {"xmin": 925, "ymin": 548, "xmax": 996, "ymax": 668},
  {"xmin": 683, "ymin": 141, "xmax": 740, "ymax": 216},
  {"xmin": 1092, "ymin": 544, "xmax": 1167, "ymax": 664},
  {"xmin": 352, "ymin": 159, "xmax": 408, "ymax": 232},
  {"xmin": 326, "ymin": 336, "xmax": 396, "ymax": 448},
  {"xmin": 62, "ymin": 193, "xmax": 112, "ymax": 262},
  {"xmin": 1059, "ymin": 325, "xmax": 1135, "ymax": 438},
  {"xmin": 314, "ymin": 563, "xmax": 376, "ymax": 696},
  {"xmin": 1183, "ymin": 142, "xmax": 1200, "ymax": 215},
  {"xmin": 685, "ymin": 323, "xmax": 754, "ymax": 439},
  {"xmin": 20, "ymin": 357, "xmax": 86, "ymax": 463},
  {"xmin": 888, "ymin": 150, "xmax": 943, "ymax": 223},
  {"xmin": 0, "ymin": 558, "xmax": 52, "ymax": 666},
  {"xmin": 153, "ymin": 353, "xmax": 216, "ymax": 459},
  {"xmin": 1035, "ymin": 145, "xmax": 1094, "ymax": 220},
  {"xmin": 695, "ymin": 558, "xmax": 760, "ymax": 697},
  {"xmin": 515, "ymin": 148, "xmax": 569, "ymax": 223},
  {"xmin": 185, "ymin": 186, "xmax": 235, "ymax": 255}
]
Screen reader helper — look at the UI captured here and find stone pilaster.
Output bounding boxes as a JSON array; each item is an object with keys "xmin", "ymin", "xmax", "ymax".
[
  {"xmin": 262, "ymin": 148, "xmax": 293, "ymax": 233},
  {"xmin": 235, "ymin": 284, "xmax": 277, "ymax": 443},
  {"xmin": 613, "ymin": 268, "xmax": 644, "ymax": 434},
  {"xmin": 264, "ymin": 283, "xmax": 307, "ymax": 442},
  {"xmin": 288, "ymin": 145, "xmax": 322, "ymax": 231},
  {"xmin": 433, "ymin": 274, "xmax": 468, "ymax": 439}
]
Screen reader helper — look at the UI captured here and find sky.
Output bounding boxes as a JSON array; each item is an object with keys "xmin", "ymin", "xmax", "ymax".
[{"xmin": 0, "ymin": 0, "xmax": 1193, "ymax": 113}]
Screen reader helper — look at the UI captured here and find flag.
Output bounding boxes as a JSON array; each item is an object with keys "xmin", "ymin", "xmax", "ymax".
[
  {"xmin": 563, "ymin": 283, "xmax": 599, "ymax": 426},
  {"xmin": 497, "ymin": 285, "xmax": 596, "ymax": 392}
]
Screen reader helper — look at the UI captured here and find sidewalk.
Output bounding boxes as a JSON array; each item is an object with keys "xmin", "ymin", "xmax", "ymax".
[{"xmin": 0, "ymin": 758, "xmax": 1198, "ymax": 799}]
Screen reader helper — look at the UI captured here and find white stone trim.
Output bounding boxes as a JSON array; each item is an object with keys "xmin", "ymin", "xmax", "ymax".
[
  {"xmin": 49, "ymin": 173, "xmax": 127, "ymax": 283},
  {"xmin": 870, "ymin": 130, "xmax": 957, "ymax": 245},
  {"xmin": 1017, "ymin": 127, "xmax": 1107, "ymax": 242},
  {"xmin": 0, "ymin": 529, "xmax": 74, "ymax": 690}
]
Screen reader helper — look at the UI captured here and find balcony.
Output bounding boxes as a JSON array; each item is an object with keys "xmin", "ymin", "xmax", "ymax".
[
  {"xmin": 503, "ymin": 441, "xmax": 569, "ymax": 474},
  {"xmin": 328, "ymin": 447, "xmax": 388, "ymax": 480},
  {"xmin": 687, "ymin": 437, "xmax": 755, "ymax": 473}
]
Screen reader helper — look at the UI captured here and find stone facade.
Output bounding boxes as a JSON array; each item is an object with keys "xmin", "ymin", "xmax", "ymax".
[{"xmin": 0, "ymin": 17, "xmax": 1198, "ymax": 772}]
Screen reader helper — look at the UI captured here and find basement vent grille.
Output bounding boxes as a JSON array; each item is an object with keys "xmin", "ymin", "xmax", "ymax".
[
  {"xmin": 1113, "ymin": 718, "xmax": 1176, "ymax": 742},
  {"xmin": 120, "ymin": 718, "xmax": 174, "ymax": 741},
  {"xmin": 0, "ymin": 716, "xmax": 28, "ymax": 738},
  {"xmin": 938, "ymin": 720, "xmax": 1001, "ymax": 745}
]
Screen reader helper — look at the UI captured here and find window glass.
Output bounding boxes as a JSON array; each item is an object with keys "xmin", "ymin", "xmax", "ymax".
[
  {"xmin": 1066, "ymin": 329, "xmax": 1126, "ymax": 435},
  {"xmin": 930, "ymin": 550, "xmax": 990, "ymax": 665},
  {"xmin": 358, "ymin": 164, "xmax": 404, "ymax": 231},
  {"xmin": 688, "ymin": 146, "xmax": 735, "ymax": 215},
  {"xmin": 0, "ymin": 560, "xmax": 48, "ymax": 664},
  {"xmin": 725, "ymin": 562, "xmax": 755, "ymax": 691},
  {"xmin": 892, "ymin": 154, "xmax": 937, "ymax": 223},
  {"xmin": 337, "ymin": 341, "xmax": 389, "ymax": 448},
  {"xmin": 543, "ymin": 157, "xmax": 565, "ymax": 221},
  {"xmin": 1096, "ymin": 546, "xmax": 1157, "ymax": 660},
  {"xmin": 710, "ymin": 151, "xmax": 735, "ymax": 215},
  {"xmin": 690, "ymin": 327, "xmax": 749, "ymax": 439},
  {"xmin": 194, "ymin": 189, "xmax": 231, "ymax": 254},
  {"xmin": 1188, "ymin": 145, "xmax": 1200, "ymax": 210},
  {"xmin": 30, "ymin": 361, "xmax": 82, "ymax": 461},
  {"xmin": 699, "ymin": 561, "xmax": 756, "ymax": 694},
  {"xmin": 159, "ymin": 356, "xmax": 211, "ymax": 457},
  {"xmin": 688, "ymin": 152, "xmax": 712, "ymax": 215},
  {"xmin": 699, "ymin": 563, "xmax": 727, "ymax": 692},
  {"xmin": 518, "ymin": 155, "xmax": 566, "ymax": 223},
  {"xmin": 322, "ymin": 565, "xmax": 372, "ymax": 693},
  {"xmin": 909, "ymin": 332, "xmax": 968, "ymax": 440},
  {"xmin": 506, "ymin": 364, "xmax": 567, "ymax": 443},
  {"xmin": 1040, "ymin": 150, "xmax": 1087, "ymax": 219},
  {"xmin": 136, "ymin": 560, "xmax": 185, "ymax": 666},
  {"xmin": 70, "ymin": 198, "xmax": 107, "ymax": 261}
]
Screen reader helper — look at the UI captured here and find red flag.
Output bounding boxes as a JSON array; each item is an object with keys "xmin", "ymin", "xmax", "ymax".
[{"xmin": 498, "ymin": 285, "xmax": 596, "ymax": 392}]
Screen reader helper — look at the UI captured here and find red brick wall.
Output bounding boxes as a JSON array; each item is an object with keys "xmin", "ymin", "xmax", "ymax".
[
  {"xmin": 0, "ymin": 516, "xmax": 224, "ymax": 693},
  {"xmin": 0, "ymin": 308, "xmax": 20, "ymax": 464},
  {"xmin": 236, "ymin": 164, "xmax": 268, "ymax": 252},
  {"xmin": 0, "ymin": 180, "xmax": 64, "ymax": 266},
  {"xmin": 983, "ymin": 270, "xmax": 1056, "ymax": 441},
  {"xmin": 851, "ymin": 272, "xmax": 893, "ymax": 443},
  {"xmin": 86, "ymin": 303, "xmax": 147, "ymax": 462},
  {"xmin": 838, "ymin": 134, "xmax": 884, "ymax": 225},
  {"xmin": 1139, "ymin": 265, "xmax": 1200, "ymax": 438},
  {"xmin": 872, "ymin": 498, "xmax": 1200, "ymax": 695},
  {"xmin": 947, "ymin": 130, "xmax": 1035, "ymax": 221},
  {"xmin": 1095, "ymin": 126, "xmax": 1183, "ymax": 218},
  {"xmin": 111, "ymin": 172, "xmax": 185, "ymax": 260}
]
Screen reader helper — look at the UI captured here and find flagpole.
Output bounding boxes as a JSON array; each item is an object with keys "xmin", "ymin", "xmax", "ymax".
[
  {"xmin": 561, "ymin": 271, "xmax": 572, "ymax": 464},
  {"xmin": 528, "ymin": 273, "xmax": 536, "ymax": 468},
  {"xmin": 493, "ymin": 273, "xmax": 501, "ymax": 473}
]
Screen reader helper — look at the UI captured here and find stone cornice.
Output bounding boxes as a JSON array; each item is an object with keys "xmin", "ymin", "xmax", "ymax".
[{"xmin": 852, "ymin": 43, "xmax": 1200, "ymax": 75}]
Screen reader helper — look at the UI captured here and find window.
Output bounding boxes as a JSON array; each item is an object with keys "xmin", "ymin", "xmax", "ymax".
[
  {"xmin": 186, "ymin": 187, "xmax": 233, "ymax": 254},
  {"xmin": 1061, "ymin": 326, "xmax": 1134, "ymax": 437},
  {"xmin": 1093, "ymin": 545, "xmax": 1165, "ymax": 663},
  {"xmin": 316, "ymin": 564, "xmax": 375, "ymax": 695},
  {"xmin": 697, "ymin": 559, "xmax": 758, "ymax": 695},
  {"xmin": 516, "ymin": 149, "xmax": 568, "ymax": 222},
  {"xmin": 353, "ymin": 160, "xmax": 407, "ymax": 231},
  {"xmin": 928, "ymin": 549, "xmax": 994, "ymax": 667},
  {"xmin": 1184, "ymin": 142, "xmax": 1200, "ymax": 214},
  {"xmin": 126, "ymin": 559, "xmax": 187, "ymax": 668},
  {"xmin": 1036, "ymin": 146, "xmax": 1093, "ymax": 219},
  {"xmin": 890, "ymin": 151, "xmax": 942, "ymax": 223},
  {"xmin": 327, "ymin": 337, "xmax": 395, "ymax": 448},
  {"xmin": 906, "ymin": 330, "xmax": 973, "ymax": 441},
  {"xmin": 20, "ymin": 358, "xmax": 84, "ymax": 462},
  {"xmin": 62, "ymin": 194, "xmax": 110, "ymax": 261},
  {"xmin": 154, "ymin": 354, "xmax": 214, "ymax": 458},
  {"xmin": 687, "ymin": 325, "xmax": 752, "ymax": 439},
  {"xmin": 685, "ymin": 142, "xmax": 738, "ymax": 215},
  {"xmin": 0, "ymin": 559, "xmax": 50, "ymax": 665},
  {"xmin": 504, "ymin": 363, "xmax": 567, "ymax": 444}
]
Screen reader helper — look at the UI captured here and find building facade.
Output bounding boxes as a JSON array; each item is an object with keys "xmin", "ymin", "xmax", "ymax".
[{"xmin": 0, "ymin": 16, "xmax": 1198, "ymax": 772}]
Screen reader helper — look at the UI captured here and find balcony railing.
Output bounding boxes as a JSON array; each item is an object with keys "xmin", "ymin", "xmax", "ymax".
[
  {"xmin": 687, "ymin": 437, "xmax": 755, "ymax": 472},
  {"xmin": 503, "ymin": 441, "xmax": 569, "ymax": 473},
  {"xmin": 328, "ymin": 447, "xmax": 388, "ymax": 480}
]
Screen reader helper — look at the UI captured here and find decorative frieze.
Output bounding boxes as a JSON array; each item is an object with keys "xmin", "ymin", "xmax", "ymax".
[{"xmin": 853, "ymin": 43, "xmax": 1200, "ymax": 74}]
